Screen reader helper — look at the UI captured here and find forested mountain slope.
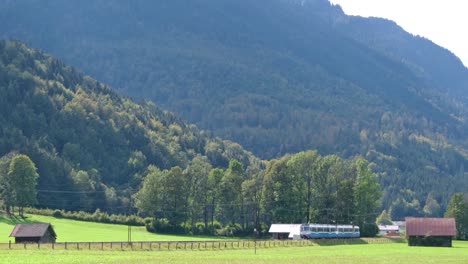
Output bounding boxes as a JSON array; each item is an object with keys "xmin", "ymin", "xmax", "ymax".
[
  {"xmin": 0, "ymin": 0, "xmax": 467, "ymax": 217},
  {"xmin": 0, "ymin": 40, "xmax": 261, "ymax": 212}
]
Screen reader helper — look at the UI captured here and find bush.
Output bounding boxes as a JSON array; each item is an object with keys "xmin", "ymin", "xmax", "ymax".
[
  {"xmin": 146, "ymin": 218, "xmax": 185, "ymax": 234},
  {"xmin": 216, "ymin": 223, "xmax": 243, "ymax": 237},
  {"xmin": 52, "ymin": 209, "xmax": 63, "ymax": 218},
  {"xmin": 195, "ymin": 222, "xmax": 205, "ymax": 234},
  {"xmin": 361, "ymin": 223, "xmax": 379, "ymax": 237}
]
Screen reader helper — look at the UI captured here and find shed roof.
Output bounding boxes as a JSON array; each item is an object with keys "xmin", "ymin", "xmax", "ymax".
[
  {"xmin": 10, "ymin": 224, "xmax": 56, "ymax": 238},
  {"xmin": 269, "ymin": 224, "xmax": 301, "ymax": 238},
  {"xmin": 405, "ymin": 218, "xmax": 456, "ymax": 237}
]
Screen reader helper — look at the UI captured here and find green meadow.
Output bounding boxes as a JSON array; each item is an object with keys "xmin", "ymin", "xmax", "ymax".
[
  {"xmin": 0, "ymin": 214, "xmax": 228, "ymax": 243},
  {"xmin": 1, "ymin": 214, "xmax": 467, "ymax": 264},
  {"xmin": 0, "ymin": 241, "xmax": 468, "ymax": 264}
]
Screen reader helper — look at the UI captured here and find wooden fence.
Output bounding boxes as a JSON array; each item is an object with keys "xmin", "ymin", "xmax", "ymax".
[{"xmin": 0, "ymin": 237, "xmax": 405, "ymax": 251}]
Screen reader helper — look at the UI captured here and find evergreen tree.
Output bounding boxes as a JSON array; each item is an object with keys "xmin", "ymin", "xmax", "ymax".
[{"xmin": 445, "ymin": 193, "xmax": 468, "ymax": 240}]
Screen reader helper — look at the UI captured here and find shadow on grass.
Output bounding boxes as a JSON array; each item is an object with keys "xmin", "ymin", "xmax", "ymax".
[
  {"xmin": 313, "ymin": 238, "xmax": 369, "ymax": 246},
  {"xmin": 0, "ymin": 213, "xmax": 42, "ymax": 225},
  {"xmin": 313, "ymin": 237, "xmax": 406, "ymax": 246}
]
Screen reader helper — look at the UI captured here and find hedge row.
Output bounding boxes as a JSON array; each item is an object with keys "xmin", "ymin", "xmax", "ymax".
[{"xmin": 24, "ymin": 208, "xmax": 148, "ymax": 226}]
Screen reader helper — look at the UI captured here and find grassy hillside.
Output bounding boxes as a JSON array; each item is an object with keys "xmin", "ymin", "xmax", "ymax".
[
  {"xmin": 1, "ymin": 241, "xmax": 468, "ymax": 263},
  {"xmin": 0, "ymin": 214, "xmax": 226, "ymax": 243}
]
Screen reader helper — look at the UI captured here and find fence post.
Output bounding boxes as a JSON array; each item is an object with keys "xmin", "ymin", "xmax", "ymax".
[
  {"xmin": 184, "ymin": 242, "xmax": 187, "ymax": 250},
  {"xmin": 24, "ymin": 243, "xmax": 26, "ymax": 250},
  {"xmin": 77, "ymin": 243, "xmax": 79, "ymax": 250},
  {"xmin": 52, "ymin": 243, "xmax": 54, "ymax": 250},
  {"xmin": 101, "ymin": 242, "xmax": 103, "ymax": 250},
  {"xmin": 8, "ymin": 241, "xmax": 11, "ymax": 250},
  {"xmin": 141, "ymin": 242, "xmax": 143, "ymax": 249},
  {"xmin": 65, "ymin": 242, "xmax": 67, "ymax": 250},
  {"xmin": 89, "ymin": 242, "xmax": 91, "ymax": 250},
  {"xmin": 110, "ymin": 242, "xmax": 113, "ymax": 249},
  {"xmin": 38, "ymin": 242, "xmax": 40, "ymax": 249},
  {"xmin": 159, "ymin": 242, "xmax": 161, "ymax": 251}
]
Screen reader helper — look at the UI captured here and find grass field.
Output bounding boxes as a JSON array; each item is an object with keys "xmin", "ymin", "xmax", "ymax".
[
  {"xmin": 0, "ymin": 214, "xmax": 229, "ymax": 243},
  {"xmin": 1, "ymin": 214, "xmax": 467, "ymax": 264},
  {"xmin": 0, "ymin": 241, "xmax": 467, "ymax": 263}
]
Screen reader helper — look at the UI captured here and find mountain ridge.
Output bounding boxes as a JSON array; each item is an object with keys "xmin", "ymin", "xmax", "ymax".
[{"xmin": 0, "ymin": 0, "xmax": 467, "ymax": 217}]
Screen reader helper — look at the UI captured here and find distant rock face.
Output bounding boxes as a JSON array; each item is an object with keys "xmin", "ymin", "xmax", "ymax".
[{"xmin": 0, "ymin": 0, "xmax": 467, "ymax": 214}]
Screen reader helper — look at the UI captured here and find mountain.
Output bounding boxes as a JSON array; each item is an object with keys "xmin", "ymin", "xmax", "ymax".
[
  {"xmin": 0, "ymin": 0, "xmax": 467, "ymax": 216},
  {"xmin": 0, "ymin": 40, "xmax": 261, "ymax": 213}
]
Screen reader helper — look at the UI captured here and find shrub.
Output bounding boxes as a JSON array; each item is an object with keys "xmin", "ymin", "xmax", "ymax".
[
  {"xmin": 216, "ymin": 223, "xmax": 243, "ymax": 237},
  {"xmin": 52, "ymin": 209, "xmax": 63, "ymax": 218},
  {"xmin": 24, "ymin": 207, "xmax": 145, "ymax": 226},
  {"xmin": 361, "ymin": 223, "xmax": 379, "ymax": 237},
  {"xmin": 195, "ymin": 222, "xmax": 205, "ymax": 234}
]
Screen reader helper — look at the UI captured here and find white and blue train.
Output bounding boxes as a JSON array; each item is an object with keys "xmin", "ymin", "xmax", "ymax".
[{"xmin": 300, "ymin": 224, "xmax": 360, "ymax": 239}]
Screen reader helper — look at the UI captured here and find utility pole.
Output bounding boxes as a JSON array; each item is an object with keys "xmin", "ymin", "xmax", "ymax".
[
  {"xmin": 128, "ymin": 225, "xmax": 132, "ymax": 244},
  {"xmin": 128, "ymin": 193, "xmax": 132, "ymax": 245},
  {"xmin": 254, "ymin": 228, "xmax": 257, "ymax": 255}
]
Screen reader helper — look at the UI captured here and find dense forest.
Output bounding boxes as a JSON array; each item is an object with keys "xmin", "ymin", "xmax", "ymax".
[
  {"xmin": 0, "ymin": 40, "xmax": 261, "ymax": 214},
  {"xmin": 0, "ymin": 41, "xmax": 382, "ymax": 235},
  {"xmin": 0, "ymin": 0, "xmax": 467, "ymax": 218}
]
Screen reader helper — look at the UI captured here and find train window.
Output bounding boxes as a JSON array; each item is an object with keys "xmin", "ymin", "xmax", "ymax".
[
  {"xmin": 312, "ymin": 227, "xmax": 317, "ymax": 232},
  {"xmin": 304, "ymin": 226, "xmax": 310, "ymax": 231},
  {"xmin": 330, "ymin": 227, "xmax": 336, "ymax": 232}
]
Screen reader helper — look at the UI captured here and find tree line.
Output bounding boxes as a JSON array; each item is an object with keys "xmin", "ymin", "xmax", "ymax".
[
  {"xmin": 133, "ymin": 151, "xmax": 382, "ymax": 236},
  {"xmin": 0, "ymin": 151, "xmax": 381, "ymax": 236}
]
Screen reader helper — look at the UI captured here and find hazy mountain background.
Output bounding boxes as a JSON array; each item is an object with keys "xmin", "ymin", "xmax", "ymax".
[{"xmin": 0, "ymin": 0, "xmax": 467, "ymax": 217}]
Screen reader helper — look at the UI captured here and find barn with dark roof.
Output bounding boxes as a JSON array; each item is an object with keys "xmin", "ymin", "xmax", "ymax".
[
  {"xmin": 9, "ymin": 224, "xmax": 57, "ymax": 243},
  {"xmin": 406, "ymin": 217, "xmax": 456, "ymax": 247}
]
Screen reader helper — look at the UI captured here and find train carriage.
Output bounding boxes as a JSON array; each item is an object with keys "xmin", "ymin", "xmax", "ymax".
[{"xmin": 300, "ymin": 224, "xmax": 360, "ymax": 239}]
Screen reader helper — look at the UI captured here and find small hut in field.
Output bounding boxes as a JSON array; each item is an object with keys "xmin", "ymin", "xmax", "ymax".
[
  {"xmin": 406, "ymin": 217, "xmax": 456, "ymax": 247},
  {"xmin": 269, "ymin": 224, "xmax": 302, "ymax": 240},
  {"xmin": 9, "ymin": 223, "xmax": 57, "ymax": 243}
]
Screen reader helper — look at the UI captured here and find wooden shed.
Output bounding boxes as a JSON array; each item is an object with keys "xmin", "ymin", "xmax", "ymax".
[
  {"xmin": 406, "ymin": 217, "xmax": 456, "ymax": 247},
  {"xmin": 9, "ymin": 224, "xmax": 57, "ymax": 243},
  {"xmin": 269, "ymin": 224, "xmax": 301, "ymax": 240}
]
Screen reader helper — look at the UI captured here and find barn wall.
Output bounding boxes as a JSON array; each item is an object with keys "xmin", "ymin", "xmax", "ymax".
[
  {"xmin": 408, "ymin": 236, "xmax": 452, "ymax": 247},
  {"xmin": 15, "ymin": 237, "xmax": 40, "ymax": 243}
]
